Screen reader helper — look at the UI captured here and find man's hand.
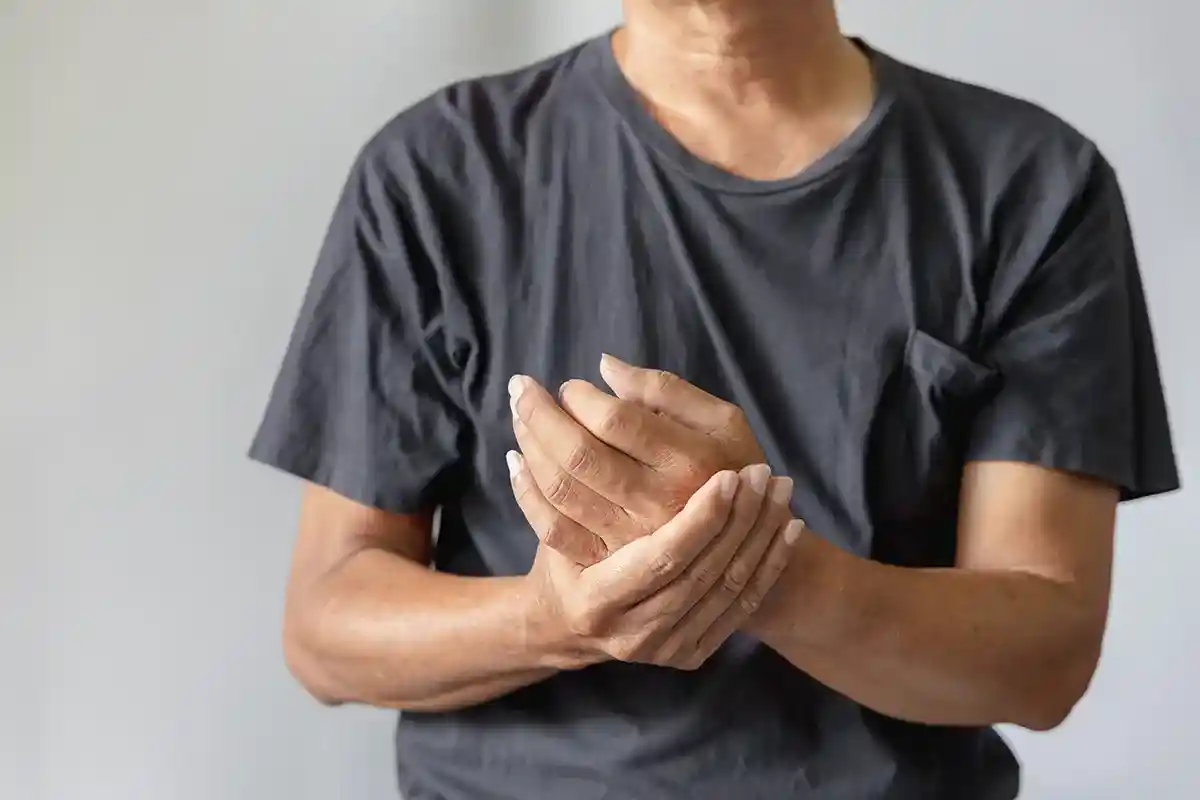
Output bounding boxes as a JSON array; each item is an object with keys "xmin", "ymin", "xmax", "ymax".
[
  {"xmin": 509, "ymin": 355, "xmax": 768, "ymax": 563},
  {"xmin": 512, "ymin": 455, "xmax": 800, "ymax": 671}
]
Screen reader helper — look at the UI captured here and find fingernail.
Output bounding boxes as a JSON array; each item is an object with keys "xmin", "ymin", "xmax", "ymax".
[
  {"xmin": 770, "ymin": 477, "xmax": 794, "ymax": 504},
  {"xmin": 508, "ymin": 375, "xmax": 530, "ymax": 417},
  {"xmin": 741, "ymin": 464, "xmax": 771, "ymax": 494},
  {"xmin": 506, "ymin": 450, "xmax": 523, "ymax": 478},
  {"xmin": 719, "ymin": 470, "xmax": 738, "ymax": 498},
  {"xmin": 508, "ymin": 375, "xmax": 531, "ymax": 400},
  {"xmin": 600, "ymin": 353, "xmax": 622, "ymax": 369},
  {"xmin": 784, "ymin": 519, "xmax": 805, "ymax": 545}
]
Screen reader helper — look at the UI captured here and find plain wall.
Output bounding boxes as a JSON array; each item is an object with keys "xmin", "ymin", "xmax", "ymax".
[{"xmin": 4, "ymin": 1, "xmax": 1196, "ymax": 798}]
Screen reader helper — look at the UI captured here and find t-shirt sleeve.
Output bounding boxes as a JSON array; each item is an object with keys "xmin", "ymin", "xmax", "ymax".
[
  {"xmin": 965, "ymin": 152, "xmax": 1179, "ymax": 501},
  {"xmin": 248, "ymin": 148, "xmax": 472, "ymax": 513}
]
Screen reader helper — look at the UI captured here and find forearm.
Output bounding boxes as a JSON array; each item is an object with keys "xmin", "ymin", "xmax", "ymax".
[
  {"xmin": 285, "ymin": 548, "xmax": 558, "ymax": 712},
  {"xmin": 748, "ymin": 532, "xmax": 1105, "ymax": 730}
]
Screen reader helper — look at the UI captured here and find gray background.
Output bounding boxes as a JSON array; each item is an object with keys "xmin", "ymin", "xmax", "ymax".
[{"xmin": 3, "ymin": 1, "xmax": 1195, "ymax": 798}]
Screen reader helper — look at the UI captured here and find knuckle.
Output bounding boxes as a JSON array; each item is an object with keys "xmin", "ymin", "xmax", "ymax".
[
  {"xmin": 722, "ymin": 562, "xmax": 752, "ymax": 595},
  {"xmin": 545, "ymin": 472, "xmax": 577, "ymax": 508},
  {"xmin": 736, "ymin": 590, "xmax": 763, "ymax": 615},
  {"xmin": 563, "ymin": 440, "xmax": 599, "ymax": 478},
  {"xmin": 612, "ymin": 504, "xmax": 647, "ymax": 538},
  {"xmin": 541, "ymin": 513, "xmax": 571, "ymax": 549},
  {"xmin": 596, "ymin": 403, "xmax": 634, "ymax": 439},
  {"xmin": 692, "ymin": 562, "xmax": 720, "ymax": 589},
  {"xmin": 649, "ymin": 551, "xmax": 677, "ymax": 578}
]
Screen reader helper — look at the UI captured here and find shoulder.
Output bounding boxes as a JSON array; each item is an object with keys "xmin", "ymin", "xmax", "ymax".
[
  {"xmin": 875, "ymin": 44, "xmax": 1107, "ymax": 199},
  {"xmin": 875, "ymin": 45, "xmax": 1129, "ymax": 281},
  {"xmin": 354, "ymin": 39, "xmax": 598, "ymax": 188}
]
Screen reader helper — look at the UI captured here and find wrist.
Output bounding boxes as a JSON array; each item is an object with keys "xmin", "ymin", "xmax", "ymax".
[
  {"xmin": 515, "ymin": 575, "xmax": 604, "ymax": 671},
  {"xmin": 745, "ymin": 525, "xmax": 851, "ymax": 648}
]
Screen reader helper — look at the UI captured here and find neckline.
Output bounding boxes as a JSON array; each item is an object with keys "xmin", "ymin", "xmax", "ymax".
[{"xmin": 583, "ymin": 32, "xmax": 898, "ymax": 196}]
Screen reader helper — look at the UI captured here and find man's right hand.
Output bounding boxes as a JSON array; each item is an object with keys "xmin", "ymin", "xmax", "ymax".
[{"xmin": 512, "ymin": 457, "xmax": 800, "ymax": 672}]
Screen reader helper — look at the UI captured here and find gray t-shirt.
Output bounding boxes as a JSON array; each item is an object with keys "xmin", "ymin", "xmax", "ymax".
[{"xmin": 250, "ymin": 35, "xmax": 1179, "ymax": 800}]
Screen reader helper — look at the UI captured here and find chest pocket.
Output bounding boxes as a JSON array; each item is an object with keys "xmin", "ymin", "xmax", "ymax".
[{"xmin": 867, "ymin": 329, "xmax": 1001, "ymax": 542}]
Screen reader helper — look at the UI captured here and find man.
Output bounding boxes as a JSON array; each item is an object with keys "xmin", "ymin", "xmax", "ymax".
[{"xmin": 250, "ymin": 1, "xmax": 1179, "ymax": 798}]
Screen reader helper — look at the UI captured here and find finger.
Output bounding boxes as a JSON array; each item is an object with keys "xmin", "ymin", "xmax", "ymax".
[
  {"xmin": 632, "ymin": 465, "xmax": 772, "ymax": 627},
  {"xmin": 652, "ymin": 475, "xmax": 791, "ymax": 661},
  {"xmin": 507, "ymin": 450, "xmax": 608, "ymax": 566},
  {"xmin": 583, "ymin": 470, "xmax": 739, "ymax": 607},
  {"xmin": 688, "ymin": 518, "xmax": 806, "ymax": 667},
  {"xmin": 676, "ymin": 476, "xmax": 794, "ymax": 636},
  {"xmin": 509, "ymin": 375, "xmax": 660, "ymax": 516},
  {"xmin": 514, "ymin": 416, "xmax": 648, "ymax": 552},
  {"xmin": 557, "ymin": 379, "xmax": 705, "ymax": 473},
  {"xmin": 599, "ymin": 354, "xmax": 741, "ymax": 435}
]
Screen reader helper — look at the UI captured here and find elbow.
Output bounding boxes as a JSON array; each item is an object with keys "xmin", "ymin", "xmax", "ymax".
[
  {"xmin": 281, "ymin": 602, "xmax": 426, "ymax": 712},
  {"xmin": 1012, "ymin": 641, "xmax": 1103, "ymax": 732},
  {"xmin": 282, "ymin": 608, "xmax": 347, "ymax": 707},
  {"xmin": 1016, "ymin": 690, "xmax": 1080, "ymax": 733}
]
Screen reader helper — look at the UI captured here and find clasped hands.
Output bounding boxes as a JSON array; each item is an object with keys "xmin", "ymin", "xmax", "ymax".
[{"xmin": 509, "ymin": 354, "xmax": 804, "ymax": 672}]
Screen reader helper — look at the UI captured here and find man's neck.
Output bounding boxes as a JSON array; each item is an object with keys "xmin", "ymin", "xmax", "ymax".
[
  {"xmin": 613, "ymin": 1, "xmax": 874, "ymax": 180},
  {"xmin": 618, "ymin": 1, "xmax": 855, "ymax": 112}
]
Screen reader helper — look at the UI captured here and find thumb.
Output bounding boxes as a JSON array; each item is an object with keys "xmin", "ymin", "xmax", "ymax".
[{"xmin": 599, "ymin": 354, "xmax": 731, "ymax": 434}]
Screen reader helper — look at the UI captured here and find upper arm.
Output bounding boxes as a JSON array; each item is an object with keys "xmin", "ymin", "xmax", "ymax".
[
  {"xmin": 954, "ymin": 149, "xmax": 1178, "ymax": 607},
  {"xmin": 291, "ymin": 483, "xmax": 436, "ymax": 589},
  {"xmin": 956, "ymin": 462, "xmax": 1116, "ymax": 618}
]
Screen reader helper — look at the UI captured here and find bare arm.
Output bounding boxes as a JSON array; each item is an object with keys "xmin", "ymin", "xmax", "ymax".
[
  {"xmin": 282, "ymin": 484, "xmax": 556, "ymax": 712},
  {"xmin": 748, "ymin": 461, "xmax": 1115, "ymax": 731},
  {"xmin": 285, "ymin": 468, "xmax": 793, "ymax": 711},
  {"xmin": 512, "ymin": 359, "xmax": 1119, "ymax": 731}
]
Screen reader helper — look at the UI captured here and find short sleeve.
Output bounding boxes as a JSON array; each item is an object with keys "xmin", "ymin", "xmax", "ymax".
[
  {"xmin": 248, "ymin": 148, "xmax": 473, "ymax": 513},
  {"xmin": 965, "ymin": 153, "xmax": 1179, "ymax": 501}
]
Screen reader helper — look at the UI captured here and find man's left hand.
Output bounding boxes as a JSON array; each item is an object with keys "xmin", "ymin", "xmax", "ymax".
[{"xmin": 509, "ymin": 354, "xmax": 770, "ymax": 565}]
